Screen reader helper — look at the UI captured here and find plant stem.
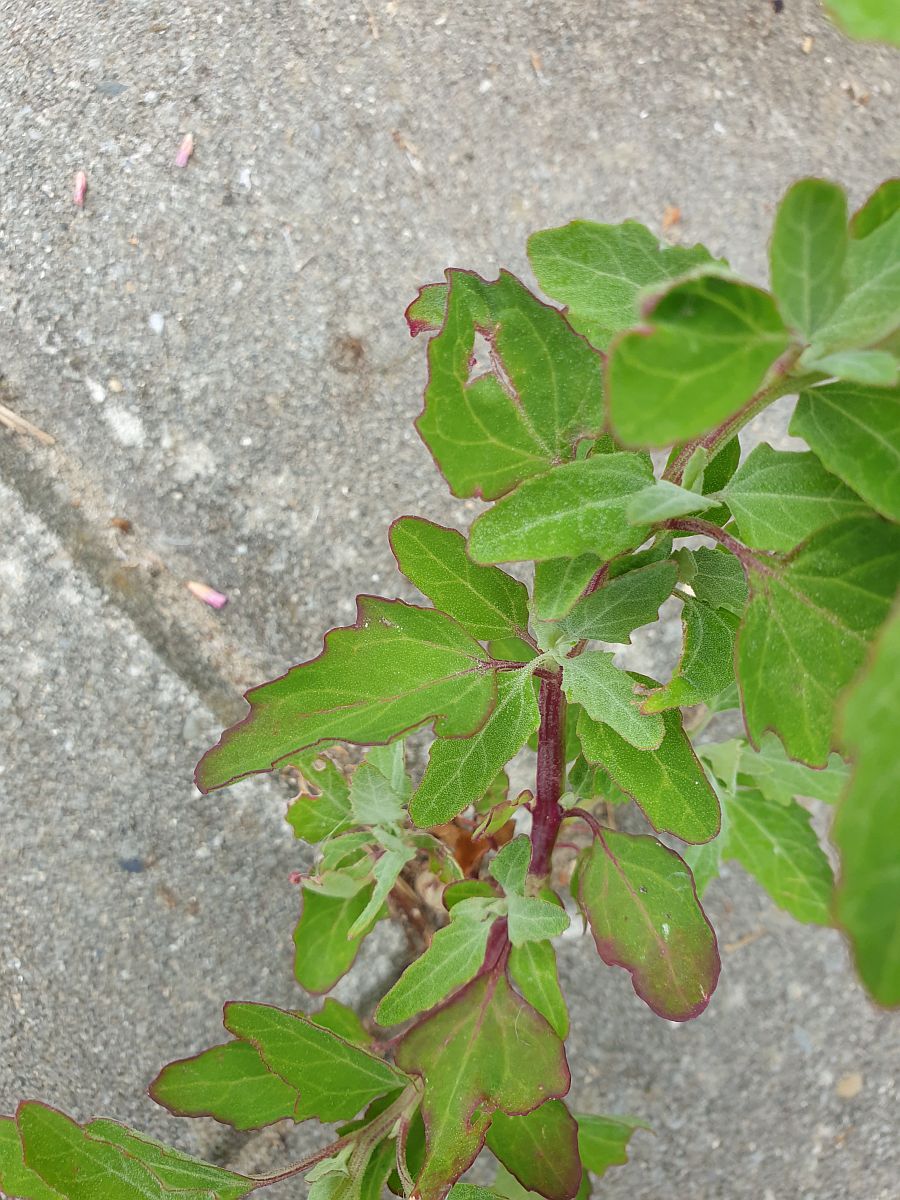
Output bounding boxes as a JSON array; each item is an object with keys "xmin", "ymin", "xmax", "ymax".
[
  {"xmin": 529, "ymin": 672, "xmax": 566, "ymax": 877},
  {"xmin": 661, "ymin": 517, "xmax": 776, "ymax": 576},
  {"xmin": 565, "ymin": 806, "xmax": 605, "ymax": 840},
  {"xmin": 663, "ymin": 350, "xmax": 813, "ymax": 484}
]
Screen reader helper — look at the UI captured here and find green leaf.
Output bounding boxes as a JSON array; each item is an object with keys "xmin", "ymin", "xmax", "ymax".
[
  {"xmin": 489, "ymin": 835, "xmax": 531, "ymax": 894},
  {"xmin": 791, "ymin": 382, "xmax": 900, "ymax": 521},
  {"xmin": 527, "ymin": 219, "xmax": 718, "ymax": 350},
  {"xmin": 294, "ymin": 886, "xmax": 378, "ymax": 993},
  {"xmin": 285, "ymin": 751, "xmax": 352, "ymax": 843},
  {"xmin": 223, "ymin": 1003, "xmax": 407, "ymax": 1123},
  {"xmin": 390, "ymin": 518, "xmax": 530, "ymax": 641},
  {"xmin": 406, "ymin": 282, "xmax": 448, "ymax": 335},
  {"xmin": 0, "ymin": 1116, "xmax": 63, "ymax": 1200},
  {"xmin": 803, "ymin": 348, "xmax": 898, "ymax": 386},
  {"xmin": 84, "ymin": 1122, "xmax": 252, "ymax": 1200},
  {"xmin": 824, "ymin": 0, "xmax": 900, "ymax": 46},
  {"xmin": 577, "ymin": 703, "xmax": 720, "ymax": 844},
  {"xmin": 416, "ymin": 270, "xmax": 603, "ymax": 500},
  {"xmin": 410, "ymin": 670, "xmax": 540, "ymax": 827},
  {"xmin": 556, "ymin": 560, "xmax": 677, "ymax": 645},
  {"xmin": 449, "ymin": 1188, "xmax": 505, "ymax": 1200},
  {"xmin": 508, "ymin": 941, "xmax": 569, "ymax": 1038},
  {"xmin": 641, "ymin": 597, "xmax": 738, "ymax": 712},
  {"xmin": 607, "ymin": 275, "xmax": 790, "ymax": 447},
  {"xmin": 724, "ymin": 789, "xmax": 834, "ymax": 925},
  {"xmin": 197, "ymin": 598, "xmax": 496, "ymax": 792},
  {"xmin": 15, "ymin": 1104, "xmax": 220, "ymax": 1200},
  {"xmin": 469, "ymin": 453, "xmax": 655, "ymax": 565},
  {"xmin": 532, "ymin": 555, "xmax": 602, "ymax": 621},
  {"xmin": 487, "ymin": 1101, "xmax": 582, "ymax": 1200},
  {"xmin": 626, "ymin": 480, "xmax": 717, "ymax": 524},
  {"xmin": 395, "ymin": 973, "xmax": 570, "ymax": 1200},
  {"xmin": 350, "ymin": 761, "xmax": 407, "ymax": 827},
  {"xmin": 810, "ymin": 209, "xmax": 900, "ymax": 354},
  {"xmin": 149, "ymin": 1039, "xmax": 299, "ymax": 1130},
  {"xmin": 576, "ymin": 1113, "xmax": 651, "ymax": 1181},
  {"xmin": 721, "ymin": 444, "xmax": 870, "ymax": 550},
  {"xmin": 685, "ymin": 545, "xmax": 749, "ymax": 614},
  {"xmin": 443, "ymin": 879, "xmax": 499, "ymax": 910},
  {"xmin": 769, "ymin": 179, "xmax": 848, "ymax": 337},
  {"xmin": 737, "ymin": 733, "xmax": 850, "ymax": 804},
  {"xmin": 347, "ymin": 843, "xmax": 415, "ymax": 939},
  {"xmin": 365, "ymin": 740, "xmax": 411, "ymax": 800},
  {"xmin": 850, "ymin": 179, "xmax": 900, "ymax": 239},
  {"xmin": 562, "ymin": 652, "xmax": 664, "ymax": 750},
  {"xmin": 312, "ymin": 999, "xmax": 371, "ymax": 1046},
  {"xmin": 737, "ymin": 517, "xmax": 900, "ymax": 764},
  {"xmin": 834, "ymin": 604, "xmax": 900, "ymax": 1005},
  {"xmin": 576, "ymin": 831, "xmax": 719, "ymax": 1020},
  {"xmin": 506, "ymin": 895, "xmax": 570, "ymax": 947},
  {"xmin": 375, "ymin": 913, "xmax": 495, "ymax": 1027}
]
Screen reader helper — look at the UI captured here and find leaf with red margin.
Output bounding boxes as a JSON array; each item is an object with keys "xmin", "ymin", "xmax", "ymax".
[
  {"xmin": 196, "ymin": 598, "xmax": 497, "ymax": 793},
  {"xmin": 416, "ymin": 270, "xmax": 603, "ymax": 501},
  {"xmin": 487, "ymin": 1101, "xmax": 582, "ymax": 1200},
  {"xmin": 149, "ymin": 1039, "xmax": 301, "ymax": 1131},
  {"xmin": 737, "ymin": 517, "xmax": 900, "ymax": 765},
  {"xmin": 576, "ymin": 831, "xmax": 719, "ymax": 1020},
  {"xmin": 406, "ymin": 283, "xmax": 448, "ymax": 336},
  {"xmin": 396, "ymin": 972, "xmax": 570, "ymax": 1200}
]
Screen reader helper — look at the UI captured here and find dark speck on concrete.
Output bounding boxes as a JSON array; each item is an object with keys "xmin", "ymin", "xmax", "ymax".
[
  {"xmin": 96, "ymin": 80, "xmax": 128, "ymax": 96},
  {"xmin": 119, "ymin": 857, "xmax": 145, "ymax": 873}
]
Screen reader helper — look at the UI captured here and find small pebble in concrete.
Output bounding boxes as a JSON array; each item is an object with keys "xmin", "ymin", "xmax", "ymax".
[
  {"xmin": 119, "ymin": 857, "xmax": 145, "ymax": 874},
  {"xmin": 148, "ymin": 312, "xmax": 165, "ymax": 335}
]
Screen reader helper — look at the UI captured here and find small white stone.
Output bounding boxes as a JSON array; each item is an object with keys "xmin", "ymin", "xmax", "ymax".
[
  {"xmin": 103, "ymin": 407, "xmax": 145, "ymax": 448},
  {"xmin": 148, "ymin": 311, "xmax": 165, "ymax": 335},
  {"xmin": 84, "ymin": 377, "xmax": 106, "ymax": 404}
]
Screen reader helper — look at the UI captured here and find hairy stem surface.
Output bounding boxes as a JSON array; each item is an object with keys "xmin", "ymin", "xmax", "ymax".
[{"xmin": 530, "ymin": 672, "xmax": 566, "ymax": 877}]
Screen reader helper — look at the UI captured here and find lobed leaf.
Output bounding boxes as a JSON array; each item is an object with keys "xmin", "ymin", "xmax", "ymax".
[
  {"xmin": 223, "ymin": 1003, "xmax": 407, "ymax": 1123},
  {"xmin": 833, "ymin": 604, "xmax": 900, "ymax": 1006},
  {"xmin": 508, "ymin": 941, "xmax": 569, "ymax": 1038},
  {"xmin": 83, "ymin": 1122, "xmax": 252, "ymax": 1200},
  {"xmin": 487, "ymin": 1101, "xmax": 582, "ymax": 1200},
  {"xmin": 406, "ymin": 282, "xmax": 449, "ymax": 336},
  {"xmin": 556, "ymin": 559, "xmax": 677, "ymax": 645},
  {"xmin": 469, "ymin": 453, "xmax": 655, "ymax": 565},
  {"xmin": 721, "ymin": 444, "xmax": 871, "ymax": 551},
  {"xmin": 149, "ymin": 1039, "xmax": 299, "ymax": 1131},
  {"xmin": 285, "ymin": 751, "xmax": 352, "ymax": 843},
  {"xmin": 391, "ymin": 518, "xmax": 530, "ymax": 642},
  {"xmin": 641, "ymin": 597, "xmax": 738, "ymax": 712},
  {"xmin": 375, "ymin": 912, "xmax": 495, "ymax": 1028},
  {"xmin": 684, "ymin": 545, "xmax": 748, "ymax": 614},
  {"xmin": 733, "ymin": 733, "xmax": 849, "ymax": 804},
  {"xmin": 294, "ymin": 885, "xmax": 377, "ymax": 993},
  {"xmin": 347, "ymin": 843, "xmax": 415, "ymax": 939},
  {"xmin": 395, "ymin": 973, "xmax": 570, "ymax": 1200},
  {"xmin": 769, "ymin": 178, "xmax": 848, "ymax": 338},
  {"xmin": 312, "ymin": 999, "xmax": 371, "ymax": 1046},
  {"xmin": 416, "ymin": 270, "xmax": 603, "ymax": 500},
  {"xmin": 809, "ymin": 208, "xmax": 900, "ymax": 355},
  {"xmin": 790, "ymin": 382, "xmax": 900, "ymax": 522},
  {"xmin": 606, "ymin": 274, "xmax": 790, "ymax": 447},
  {"xmin": 576, "ymin": 1113, "xmax": 651, "ymax": 1181},
  {"xmin": 724, "ymin": 789, "xmax": 834, "ymax": 925},
  {"xmin": 737, "ymin": 517, "xmax": 900, "ymax": 764},
  {"xmin": 576, "ymin": 831, "xmax": 719, "ymax": 1020},
  {"xmin": 0, "ymin": 1116, "xmax": 63, "ymax": 1200},
  {"xmin": 577, "ymin": 702, "xmax": 720, "ymax": 844},
  {"xmin": 527, "ymin": 219, "xmax": 718, "ymax": 349},
  {"xmin": 506, "ymin": 895, "xmax": 570, "ymax": 947},
  {"xmin": 410, "ymin": 670, "xmax": 540, "ymax": 828},
  {"xmin": 562, "ymin": 652, "xmax": 664, "ymax": 750},
  {"xmin": 197, "ymin": 598, "xmax": 496, "ymax": 792}
]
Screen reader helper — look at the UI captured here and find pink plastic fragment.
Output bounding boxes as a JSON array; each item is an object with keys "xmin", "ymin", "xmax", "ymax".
[
  {"xmin": 73, "ymin": 171, "xmax": 87, "ymax": 206},
  {"xmin": 175, "ymin": 133, "xmax": 194, "ymax": 168},
  {"xmin": 186, "ymin": 580, "xmax": 228, "ymax": 609}
]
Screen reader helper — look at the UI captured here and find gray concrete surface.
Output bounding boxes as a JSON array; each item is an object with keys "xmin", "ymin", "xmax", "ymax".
[{"xmin": 1, "ymin": 0, "xmax": 898, "ymax": 1196}]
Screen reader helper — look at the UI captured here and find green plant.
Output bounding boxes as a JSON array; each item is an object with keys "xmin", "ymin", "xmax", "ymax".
[{"xmin": 3, "ymin": 177, "xmax": 899, "ymax": 1200}]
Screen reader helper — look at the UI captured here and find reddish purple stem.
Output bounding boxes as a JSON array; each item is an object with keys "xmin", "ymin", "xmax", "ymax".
[{"xmin": 529, "ymin": 672, "xmax": 566, "ymax": 877}]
